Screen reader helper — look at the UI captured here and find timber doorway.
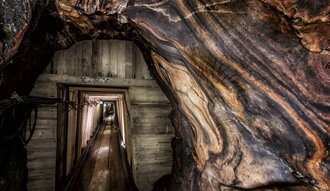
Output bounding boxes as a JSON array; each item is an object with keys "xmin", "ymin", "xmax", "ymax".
[{"xmin": 55, "ymin": 85, "xmax": 134, "ymax": 190}]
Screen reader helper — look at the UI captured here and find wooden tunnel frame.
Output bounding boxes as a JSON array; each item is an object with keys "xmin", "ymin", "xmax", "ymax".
[{"xmin": 55, "ymin": 84, "xmax": 133, "ymax": 190}]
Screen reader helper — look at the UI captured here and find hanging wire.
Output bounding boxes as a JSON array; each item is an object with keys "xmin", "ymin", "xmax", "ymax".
[
  {"xmin": 66, "ymin": 96, "xmax": 102, "ymax": 112},
  {"xmin": 22, "ymin": 105, "xmax": 37, "ymax": 145},
  {"xmin": 0, "ymin": 92, "xmax": 103, "ymax": 145},
  {"xmin": 0, "ymin": 92, "xmax": 60, "ymax": 146}
]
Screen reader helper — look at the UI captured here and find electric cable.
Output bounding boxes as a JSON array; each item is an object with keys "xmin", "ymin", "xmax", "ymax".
[{"xmin": 0, "ymin": 93, "xmax": 60, "ymax": 145}]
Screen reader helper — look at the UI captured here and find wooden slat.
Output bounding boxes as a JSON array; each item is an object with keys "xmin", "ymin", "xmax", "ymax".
[
  {"xmin": 65, "ymin": 44, "xmax": 75, "ymax": 76},
  {"xmin": 92, "ymin": 40, "xmax": 101, "ymax": 76},
  {"xmin": 110, "ymin": 40, "xmax": 118, "ymax": 77},
  {"xmin": 50, "ymin": 40, "xmax": 154, "ymax": 80},
  {"xmin": 35, "ymin": 118, "xmax": 56, "ymax": 125},
  {"xmin": 132, "ymin": 44, "xmax": 142, "ymax": 79},
  {"xmin": 131, "ymin": 104, "xmax": 171, "ymax": 118},
  {"xmin": 81, "ymin": 40, "xmax": 93, "ymax": 76},
  {"xmin": 26, "ymin": 113, "xmax": 57, "ymax": 190},
  {"xmin": 129, "ymin": 87, "xmax": 169, "ymax": 103},
  {"xmin": 30, "ymin": 82, "xmax": 57, "ymax": 97},
  {"xmin": 73, "ymin": 42, "xmax": 82, "ymax": 76},
  {"xmin": 27, "ymin": 178, "xmax": 55, "ymax": 190},
  {"xmin": 31, "ymin": 127, "xmax": 56, "ymax": 140},
  {"xmin": 132, "ymin": 124, "xmax": 173, "ymax": 135},
  {"xmin": 117, "ymin": 40, "xmax": 126, "ymax": 78},
  {"xmin": 28, "ymin": 171, "xmax": 55, "ymax": 180},
  {"xmin": 27, "ymin": 151, "xmax": 56, "ymax": 160},
  {"xmin": 37, "ymin": 107, "xmax": 57, "ymax": 119},
  {"xmin": 100, "ymin": 40, "xmax": 111, "ymax": 77},
  {"xmin": 27, "ymin": 140, "xmax": 56, "ymax": 150},
  {"xmin": 133, "ymin": 134, "xmax": 173, "ymax": 191},
  {"xmin": 53, "ymin": 50, "xmax": 65, "ymax": 75},
  {"xmin": 36, "ymin": 73, "xmax": 160, "ymax": 88},
  {"xmin": 125, "ymin": 41, "xmax": 133, "ymax": 78}
]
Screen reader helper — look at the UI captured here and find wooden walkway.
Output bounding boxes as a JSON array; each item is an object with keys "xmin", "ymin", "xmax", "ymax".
[{"xmin": 71, "ymin": 119, "xmax": 128, "ymax": 191}]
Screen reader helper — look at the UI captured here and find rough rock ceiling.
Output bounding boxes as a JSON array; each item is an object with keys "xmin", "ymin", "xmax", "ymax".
[{"xmin": 0, "ymin": 0, "xmax": 329, "ymax": 190}]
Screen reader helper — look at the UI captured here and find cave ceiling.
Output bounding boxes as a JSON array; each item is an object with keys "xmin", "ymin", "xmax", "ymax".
[{"xmin": 0, "ymin": 0, "xmax": 330, "ymax": 190}]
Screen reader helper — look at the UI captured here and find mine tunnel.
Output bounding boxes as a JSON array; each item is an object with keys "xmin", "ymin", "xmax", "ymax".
[
  {"xmin": 28, "ymin": 40, "xmax": 174, "ymax": 191},
  {"xmin": 1, "ymin": 1, "xmax": 330, "ymax": 191},
  {"xmin": 1, "ymin": 40, "xmax": 175, "ymax": 191}
]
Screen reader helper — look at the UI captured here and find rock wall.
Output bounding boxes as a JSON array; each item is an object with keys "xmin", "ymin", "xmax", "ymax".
[{"xmin": 0, "ymin": 0, "xmax": 329, "ymax": 190}]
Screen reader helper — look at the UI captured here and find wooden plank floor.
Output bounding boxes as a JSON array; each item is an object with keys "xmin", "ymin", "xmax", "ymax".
[
  {"xmin": 72, "ymin": 119, "xmax": 127, "ymax": 191},
  {"xmin": 107, "ymin": 126, "xmax": 127, "ymax": 191}
]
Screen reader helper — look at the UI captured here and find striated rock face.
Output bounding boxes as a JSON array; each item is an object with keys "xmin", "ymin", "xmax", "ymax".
[
  {"xmin": 261, "ymin": 0, "xmax": 330, "ymax": 52},
  {"xmin": 1, "ymin": 0, "xmax": 330, "ymax": 190}
]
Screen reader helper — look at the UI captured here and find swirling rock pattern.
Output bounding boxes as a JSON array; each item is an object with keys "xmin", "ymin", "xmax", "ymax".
[{"xmin": 1, "ymin": 0, "xmax": 330, "ymax": 190}]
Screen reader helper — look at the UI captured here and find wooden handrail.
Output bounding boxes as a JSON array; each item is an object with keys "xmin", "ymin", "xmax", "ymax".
[
  {"xmin": 63, "ymin": 121, "xmax": 104, "ymax": 190},
  {"xmin": 116, "ymin": 123, "xmax": 139, "ymax": 191}
]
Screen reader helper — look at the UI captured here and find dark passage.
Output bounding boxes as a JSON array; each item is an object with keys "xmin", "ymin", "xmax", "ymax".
[{"xmin": 68, "ymin": 116, "xmax": 137, "ymax": 191}]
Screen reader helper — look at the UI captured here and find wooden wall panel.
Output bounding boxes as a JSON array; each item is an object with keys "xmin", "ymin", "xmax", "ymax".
[
  {"xmin": 133, "ymin": 135, "xmax": 173, "ymax": 190},
  {"xmin": 72, "ymin": 42, "xmax": 82, "ymax": 76},
  {"xmin": 28, "ymin": 83, "xmax": 58, "ymax": 191},
  {"xmin": 109, "ymin": 40, "xmax": 118, "ymax": 77},
  {"xmin": 100, "ymin": 40, "xmax": 111, "ymax": 77},
  {"xmin": 92, "ymin": 40, "xmax": 101, "ymax": 76},
  {"xmin": 132, "ymin": 104, "xmax": 173, "ymax": 135},
  {"xmin": 65, "ymin": 44, "xmax": 75, "ymax": 76},
  {"xmin": 129, "ymin": 87, "xmax": 169, "ymax": 104},
  {"xmin": 131, "ymin": 103, "xmax": 173, "ymax": 191},
  {"xmin": 81, "ymin": 41, "xmax": 93, "ymax": 76},
  {"xmin": 30, "ymin": 82, "xmax": 57, "ymax": 98},
  {"xmin": 49, "ymin": 40, "xmax": 150, "ymax": 80},
  {"xmin": 52, "ymin": 50, "xmax": 65, "ymax": 75},
  {"xmin": 37, "ymin": 106, "xmax": 57, "ymax": 119},
  {"xmin": 125, "ymin": 41, "xmax": 133, "ymax": 78},
  {"xmin": 26, "ymin": 106, "xmax": 57, "ymax": 191},
  {"xmin": 132, "ymin": 43, "xmax": 152, "ymax": 80},
  {"xmin": 117, "ymin": 40, "xmax": 126, "ymax": 78}
]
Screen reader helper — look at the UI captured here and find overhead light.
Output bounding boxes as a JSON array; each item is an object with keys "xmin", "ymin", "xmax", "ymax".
[
  {"xmin": 99, "ymin": 101, "xmax": 103, "ymax": 104},
  {"xmin": 121, "ymin": 141, "xmax": 126, "ymax": 148}
]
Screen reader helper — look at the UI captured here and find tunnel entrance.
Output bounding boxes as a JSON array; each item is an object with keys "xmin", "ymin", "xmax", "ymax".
[
  {"xmin": 55, "ymin": 85, "xmax": 133, "ymax": 190},
  {"xmin": 26, "ymin": 40, "xmax": 174, "ymax": 191}
]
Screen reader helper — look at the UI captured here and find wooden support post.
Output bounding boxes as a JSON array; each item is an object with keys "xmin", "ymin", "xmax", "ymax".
[{"xmin": 56, "ymin": 84, "xmax": 68, "ymax": 190}]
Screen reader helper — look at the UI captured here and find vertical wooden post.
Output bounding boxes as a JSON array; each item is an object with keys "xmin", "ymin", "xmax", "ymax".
[{"xmin": 56, "ymin": 84, "xmax": 68, "ymax": 190}]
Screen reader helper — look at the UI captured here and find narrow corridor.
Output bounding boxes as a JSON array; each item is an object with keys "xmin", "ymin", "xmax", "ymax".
[{"xmin": 70, "ymin": 117, "xmax": 129, "ymax": 191}]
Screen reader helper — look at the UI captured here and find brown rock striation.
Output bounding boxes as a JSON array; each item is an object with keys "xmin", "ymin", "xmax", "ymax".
[
  {"xmin": 261, "ymin": 0, "xmax": 330, "ymax": 52},
  {"xmin": 1, "ymin": 0, "xmax": 330, "ymax": 190}
]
